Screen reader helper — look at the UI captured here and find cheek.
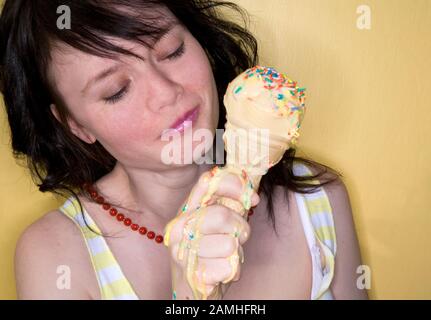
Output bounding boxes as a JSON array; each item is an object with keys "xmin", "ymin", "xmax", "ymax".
[
  {"xmin": 95, "ymin": 111, "xmax": 160, "ymax": 158},
  {"xmin": 184, "ymin": 57, "xmax": 211, "ymax": 87},
  {"xmin": 178, "ymin": 38, "xmax": 216, "ymax": 102},
  {"xmin": 182, "ymin": 47, "xmax": 219, "ymax": 128}
]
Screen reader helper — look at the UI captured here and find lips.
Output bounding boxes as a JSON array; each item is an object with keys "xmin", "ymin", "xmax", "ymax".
[{"xmin": 167, "ymin": 106, "xmax": 200, "ymax": 134}]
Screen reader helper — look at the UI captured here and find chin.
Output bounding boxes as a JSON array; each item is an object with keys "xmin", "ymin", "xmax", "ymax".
[{"xmin": 158, "ymin": 132, "xmax": 215, "ymax": 166}]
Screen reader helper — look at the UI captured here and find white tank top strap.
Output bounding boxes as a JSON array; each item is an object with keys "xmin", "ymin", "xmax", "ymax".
[{"xmin": 292, "ymin": 162, "xmax": 337, "ymax": 300}]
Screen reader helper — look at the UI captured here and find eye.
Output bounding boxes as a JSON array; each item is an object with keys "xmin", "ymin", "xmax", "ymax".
[
  {"xmin": 165, "ymin": 42, "xmax": 185, "ymax": 60},
  {"xmin": 103, "ymin": 82, "xmax": 130, "ymax": 105}
]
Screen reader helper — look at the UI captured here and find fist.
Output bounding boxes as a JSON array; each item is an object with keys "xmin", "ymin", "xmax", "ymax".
[{"xmin": 164, "ymin": 168, "xmax": 260, "ymax": 298}]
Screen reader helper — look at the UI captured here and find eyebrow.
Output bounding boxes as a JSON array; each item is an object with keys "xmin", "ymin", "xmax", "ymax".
[{"xmin": 81, "ymin": 23, "xmax": 181, "ymax": 96}]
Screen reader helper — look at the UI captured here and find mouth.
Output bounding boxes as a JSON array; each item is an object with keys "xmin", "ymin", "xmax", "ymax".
[{"xmin": 166, "ymin": 105, "xmax": 200, "ymax": 134}]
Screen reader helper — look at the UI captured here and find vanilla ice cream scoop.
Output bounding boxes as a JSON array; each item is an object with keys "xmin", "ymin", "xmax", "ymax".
[{"xmin": 222, "ymin": 65, "xmax": 307, "ymax": 189}]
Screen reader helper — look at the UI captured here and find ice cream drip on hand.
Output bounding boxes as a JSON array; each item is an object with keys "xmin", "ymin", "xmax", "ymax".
[{"xmin": 164, "ymin": 66, "xmax": 307, "ymax": 300}]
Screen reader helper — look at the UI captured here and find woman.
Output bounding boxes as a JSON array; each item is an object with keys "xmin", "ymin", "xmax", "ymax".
[{"xmin": 0, "ymin": 0, "xmax": 367, "ymax": 299}]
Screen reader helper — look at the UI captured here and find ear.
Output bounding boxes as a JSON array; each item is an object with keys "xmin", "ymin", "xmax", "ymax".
[{"xmin": 50, "ymin": 103, "xmax": 97, "ymax": 144}]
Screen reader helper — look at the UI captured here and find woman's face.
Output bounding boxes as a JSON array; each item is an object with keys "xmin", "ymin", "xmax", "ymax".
[{"xmin": 49, "ymin": 10, "xmax": 219, "ymax": 170}]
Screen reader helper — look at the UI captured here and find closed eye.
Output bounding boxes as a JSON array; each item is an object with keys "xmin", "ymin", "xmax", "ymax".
[
  {"xmin": 103, "ymin": 81, "xmax": 130, "ymax": 104},
  {"xmin": 165, "ymin": 42, "xmax": 185, "ymax": 60}
]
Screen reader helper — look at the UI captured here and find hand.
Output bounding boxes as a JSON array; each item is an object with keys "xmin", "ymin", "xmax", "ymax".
[{"xmin": 164, "ymin": 168, "xmax": 260, "ymax": 299}]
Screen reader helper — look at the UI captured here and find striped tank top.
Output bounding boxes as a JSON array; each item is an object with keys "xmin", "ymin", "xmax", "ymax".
[{"xmin": 58, "ymin": 162, "xmax": 337, "ymax": 300}]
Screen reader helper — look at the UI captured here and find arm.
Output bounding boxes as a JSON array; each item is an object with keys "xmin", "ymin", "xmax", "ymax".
[
  {"xmin": 325, "ymin": 178, "xmax": 369, "ymax": 299},
  {"xmin": 15, "ymin": 211, "xmax": 92, "ymax": 299}
]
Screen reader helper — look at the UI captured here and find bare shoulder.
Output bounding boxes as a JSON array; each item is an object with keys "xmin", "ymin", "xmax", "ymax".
[
  {"xmin": 15, "ymin": 209, "xmax": 97, "ymax": 299},
  {"xmin": 305, "ymin": 163, "xmax": 355, "ymax": 223},
  {"xmin": 308, "ymin": 164, "xmax": 369, "ymax": 299}
]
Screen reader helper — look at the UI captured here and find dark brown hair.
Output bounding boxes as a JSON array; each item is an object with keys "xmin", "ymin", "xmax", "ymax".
[{"xmin": 0, "ymin": 0, "xmax": 341, "ymax": 235}]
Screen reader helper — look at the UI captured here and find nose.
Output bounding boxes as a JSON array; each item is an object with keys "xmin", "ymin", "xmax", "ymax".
[{"xmin": 143, "ymin": 63, "xmax": 183, "ymax": 113}]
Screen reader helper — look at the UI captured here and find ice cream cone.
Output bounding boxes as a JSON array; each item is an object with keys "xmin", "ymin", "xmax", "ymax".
[{"xmin": 216, "ymin": 65, "xmax": 306, "ymax": 216}]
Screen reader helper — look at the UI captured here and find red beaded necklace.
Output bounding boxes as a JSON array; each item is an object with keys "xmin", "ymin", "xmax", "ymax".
[{"xmin": 82, "ymin": 182, "xmax": 255, "ymax": 246}]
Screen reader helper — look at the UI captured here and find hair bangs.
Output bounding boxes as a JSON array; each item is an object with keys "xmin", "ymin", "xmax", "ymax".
[{"xmin": 44, "ymin": 0, "xmax": 178, "ymax": 60}]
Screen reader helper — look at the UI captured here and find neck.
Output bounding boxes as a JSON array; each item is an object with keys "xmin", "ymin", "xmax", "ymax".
[{"xmin": 95, "ymin": 162, "xmax": 213, "ymax": 224}]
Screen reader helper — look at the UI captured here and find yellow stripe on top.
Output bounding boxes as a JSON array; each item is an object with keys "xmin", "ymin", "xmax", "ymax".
[
  {"xmin": 292, "ymin": 161, "xmax": 337, "ymax": 300},
  {"xmin": 59, "ymin": 196, "xmax": 139, "ymax": 300}
]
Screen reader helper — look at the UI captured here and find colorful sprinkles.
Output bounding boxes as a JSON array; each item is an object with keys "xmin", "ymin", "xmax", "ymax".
[
  {"xmin": 238, "ymin": 66, "xmax": 306, "ymax": 118},
  {"xmin": 227, "ymin": 65, "xmax": 308, "ymax": 146},
  {"xmin": 234, "ymin": 85, "xmax": 243, "ymax": 94},
  {"xmin": 181, "ymin": 203, "xmax": 188, "ymax": 213}
]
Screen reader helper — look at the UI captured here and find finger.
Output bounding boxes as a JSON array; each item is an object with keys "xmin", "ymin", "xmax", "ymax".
[
  {"xmin": 164, "ymin": 205, "xmax": 208, "ymax": 246},
  {"xmin": 164, "ymin": 167, "xmax": 258, "ymax": 247},
  {"xmin": 197, "ymin": 234, "xmax": 238, "ymax": 258},
  {"xmin": 197, "ymin": 257, "xmax": 234, "ymax": 286},
  {"xmin": 180, "ymin": 168, "xmax": 259, "ymax": 217},
  {"xmin": 199, "ymin": 205, "xmax": 251, "ymax": 244},
  {"xmin": 211, "ymin": 171, "xmax": 260, "ymax": 207},
  {"xmin": 181, "ymin": 170, "xmax": 213, "ymax": 214}
]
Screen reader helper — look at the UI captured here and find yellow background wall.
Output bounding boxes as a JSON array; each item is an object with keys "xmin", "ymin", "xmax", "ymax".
[{"xmin": 1, "ymin": 0, "xmax": 430, "ymax": 299}]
